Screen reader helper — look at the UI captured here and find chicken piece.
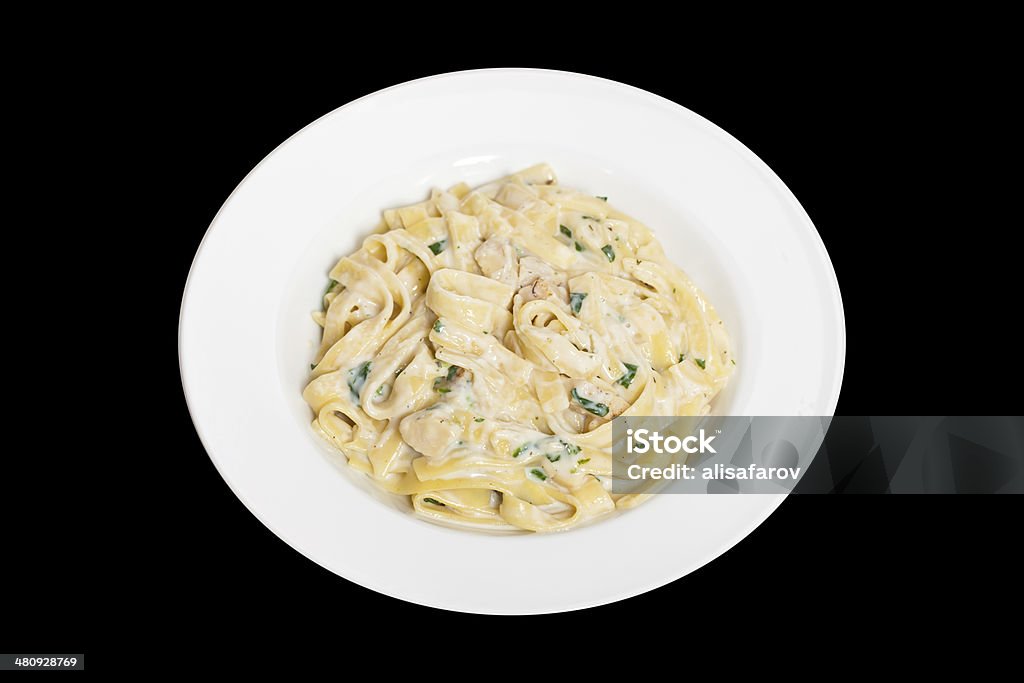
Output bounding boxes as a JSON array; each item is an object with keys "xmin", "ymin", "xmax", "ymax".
[
  {"xmin": 400, "ymin": 407, "xmax": 460, "ymax": 460},
  {"xmin": 516, "ymin": 276, "xmax": 569, "ymax": 305},
  {"xmin": 517, "ymin": 256, "xmax": 556, "ymax": 286},
  {"xmin": 516, "ymin": 257, "xmax": 568, "ymax": 304},
  {"xmin": 474, "ymin": 237, "xmax": 518, "ymax": 286}
]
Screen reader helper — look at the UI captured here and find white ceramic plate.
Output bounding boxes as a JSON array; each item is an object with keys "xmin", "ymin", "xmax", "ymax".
[{"xmin": 179, "ymin": 69, "xmax": 844, "ymax": 614}]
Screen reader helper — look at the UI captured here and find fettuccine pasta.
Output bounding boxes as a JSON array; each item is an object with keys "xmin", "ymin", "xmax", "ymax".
[{"xmin": 303, "ymin": 164, "xmax": 733, "ymax": 532}]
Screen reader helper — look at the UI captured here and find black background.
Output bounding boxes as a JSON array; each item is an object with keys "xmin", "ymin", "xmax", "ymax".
[{"xmin": 9, "ymin": 41, "xmax": 1019, "ymax": 667}]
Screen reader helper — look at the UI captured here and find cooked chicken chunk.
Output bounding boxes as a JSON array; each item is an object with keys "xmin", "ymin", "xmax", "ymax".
[
  {"xmin": 516, "ymin": 277, "xmax": 568, "ymax": 305},
  {"xmin": 517, "ymin": 256, "xmax": 556, "ymax": 286},
  {"xmin": 474, "ymin": 237, "xmax": 518, "ymax": 286},
  {"xmin": 400, "ymin": 407, "xmax": 460, "ymax": 459},
  {"xmin": 516, "ymin": 257, "xmax": 568, "ymax": 304}
]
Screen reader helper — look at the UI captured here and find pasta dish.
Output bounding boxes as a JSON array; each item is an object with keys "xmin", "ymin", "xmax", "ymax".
[{"xmin": 302, "ymin": 164, "xmax": 734, "ymax": 532}]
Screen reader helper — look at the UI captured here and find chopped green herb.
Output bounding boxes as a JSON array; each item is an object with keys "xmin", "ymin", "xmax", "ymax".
[
  {"xmin": 570, "ymin": 292, "xmax": 588, "ymax": 314},
  {"xmin": 530, "ymin": 468, "xmax": 547, "ymax": 481},
  {"xmin": 575, "ymin": 241, "xmax": 585, "ymax": 252},
  {"xmin": 347, "ymin": 361, "xmax": 372, "ymax": 403},
  {"xmin": 546, "ymin": 453, "xmax": 561, "ymax": 463},
  {"xmin": 310, "ymin": 363, "xmax": 316, "ymax": 371},
  {"xmin": 577, "ymin": 457, "xmax": 591, "ymax": 466},
  {"xmin": 474, "ymin": 417, "xmax": 485, "ymax": 422},
  {"xmin": 321, "ymin": 279, "xmax": 339, "ymax": 310},
  {"xmin": 695, "ymin": 358, "xmax": 706, "ymax": 370},
  {"xmin": 617, "ymin": 362, "xmax": 638, "ymax": 388},
  {"xmin": 433, "ymin": 319, "xmax": 443, "ymax": 333},
  {"xmin": 512, "ymin": 443, "xmax": 529, "ymax": 458},
  {"xmin": 572, "ymin": 388, "xmax": 609, "ymax": 417},
  {"xmin": 601, "ymin": 245, "xmax": 615, "ymax": 262},
  {"xmin": 428, "ymin": 239, "xmax": 447, "ymax": 255},
  {"xmin": 563, "ymin": 441, "xmax": 581, "ymax": 456},
  {"xmin": 679, "ymin": 353, "xmax": 685, "ymax": 363},
  {"xmin": 560, "ymin": 224, "xmax": 572, "ymax": 238},
  {"xmin": 582, "ymin": 215, "xmax": 597, "ymax": 221},
  {"xmin": 731, "ymin": 359, "xmax": 736, "ymax": 365},
  {"xmin": 596, "ymin": 196, "xmax": 607, "ymax": 201},
  {"xmin": 432, "ymin": 364, "xmax": 460, "ymax": 394},
  {"xmin": 376, "ymin": 384, "xmax": 386, "ymax": 396},
  {"xmin": 423, "ymin": 497, "xmax": 445, "ymax": 506}
]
